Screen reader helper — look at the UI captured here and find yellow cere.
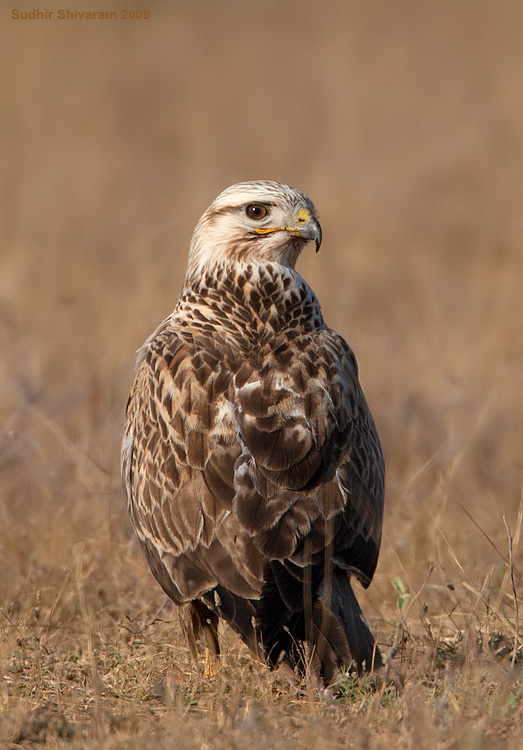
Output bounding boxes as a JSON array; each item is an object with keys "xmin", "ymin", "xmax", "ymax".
[{"xmin": 255, "ymin": 209, "xmax": 311, "ymax": 237}]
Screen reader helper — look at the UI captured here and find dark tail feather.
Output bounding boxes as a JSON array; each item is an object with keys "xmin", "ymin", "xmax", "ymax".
[{"xmin": 321, "ymin": 568, "xmax": 382, "ymax": 674}]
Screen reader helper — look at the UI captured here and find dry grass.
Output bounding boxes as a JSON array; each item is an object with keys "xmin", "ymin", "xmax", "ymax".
[{"xmin": 1, "ymin": 0, "xmax": 523, "ymax": 746}]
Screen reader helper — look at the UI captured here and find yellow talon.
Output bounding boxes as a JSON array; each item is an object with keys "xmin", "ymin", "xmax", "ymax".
[{"xmin": 203, "ymin": 647, "xmax": 217, "ymax": 679}]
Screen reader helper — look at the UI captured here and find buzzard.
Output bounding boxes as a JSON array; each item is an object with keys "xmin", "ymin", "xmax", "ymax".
[{"xmin": 122, "ymin": 181, "xmax": 384, "ymax": 684}]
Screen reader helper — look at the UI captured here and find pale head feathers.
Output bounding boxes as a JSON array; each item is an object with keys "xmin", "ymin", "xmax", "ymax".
[{"xmin": 186, "ymin": 180, "xmax": 322, "ymax": 279}]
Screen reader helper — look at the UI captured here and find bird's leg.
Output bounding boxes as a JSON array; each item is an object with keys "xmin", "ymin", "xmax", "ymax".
[
  {"xmin": 202, "ymin": 622, "xmax": 220, "ymax": 679},
  {"xmin": 189, "ymin": 600, "xmax": 220, "ymax": 679}
]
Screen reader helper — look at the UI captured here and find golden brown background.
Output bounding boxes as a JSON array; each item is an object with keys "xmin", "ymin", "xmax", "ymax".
[{"xmin": 1, "ymin": 0, "xmax": 523, "ymax": 746}]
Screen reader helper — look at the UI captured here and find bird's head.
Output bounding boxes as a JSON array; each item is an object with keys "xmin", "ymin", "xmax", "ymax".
[{"xmin": 187, "ymin": 180, "xmax": 322, "ymax": 276}]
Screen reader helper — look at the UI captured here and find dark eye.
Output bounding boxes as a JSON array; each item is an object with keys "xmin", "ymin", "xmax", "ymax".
[{"xmin": 246, "ymin": 204, "xmax": 268, "ymax": 220}]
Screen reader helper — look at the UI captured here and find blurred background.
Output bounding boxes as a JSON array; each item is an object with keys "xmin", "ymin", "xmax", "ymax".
[{"xmin": 1, "ymin": 0, "xmax": 522, "ymax": 632}]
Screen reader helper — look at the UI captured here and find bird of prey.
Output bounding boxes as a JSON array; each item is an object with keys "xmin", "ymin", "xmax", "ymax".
[{"xmin": 122, "ymin": 180, "xmax": 384, "ymax": 684}]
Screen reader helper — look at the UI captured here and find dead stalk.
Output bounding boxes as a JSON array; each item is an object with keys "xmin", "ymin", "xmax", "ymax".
[{"xmin": 503, "ymin": 515, "xmax": 519, "ymax": 667}]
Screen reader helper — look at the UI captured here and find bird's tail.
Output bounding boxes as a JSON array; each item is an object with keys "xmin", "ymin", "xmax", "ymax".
[
  {"xmin": 194, "ymin": 571, "xmax": 382, "ymax": 687},
  {"xmin": 318, "ymin": 567, "xmax": 382, "ymax": 676}
]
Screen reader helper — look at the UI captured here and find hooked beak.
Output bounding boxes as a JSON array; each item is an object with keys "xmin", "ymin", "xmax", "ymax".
[
  {"xmin": 254, "ymin": 208, "xmax": 322, "ymax": 252},
  {"xmin": 302, "ymin": 215, "xmax": 322, "ymax": 253}
]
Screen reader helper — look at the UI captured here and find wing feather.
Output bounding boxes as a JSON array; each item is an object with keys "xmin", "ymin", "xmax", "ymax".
[{"xmin": 228, "ymin": 327, "xmax": 383, "ymax": 581}]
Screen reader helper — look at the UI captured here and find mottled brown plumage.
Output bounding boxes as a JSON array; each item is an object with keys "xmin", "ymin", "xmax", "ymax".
[{"xmin": 122, "ymin": 181, "xmax": 384, "ymax": 683}]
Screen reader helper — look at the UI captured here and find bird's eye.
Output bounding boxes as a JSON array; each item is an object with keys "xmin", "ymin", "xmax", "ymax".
[{"xmin": 246, "ymin": 204, "xmax": 268, "ymax": 220}]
